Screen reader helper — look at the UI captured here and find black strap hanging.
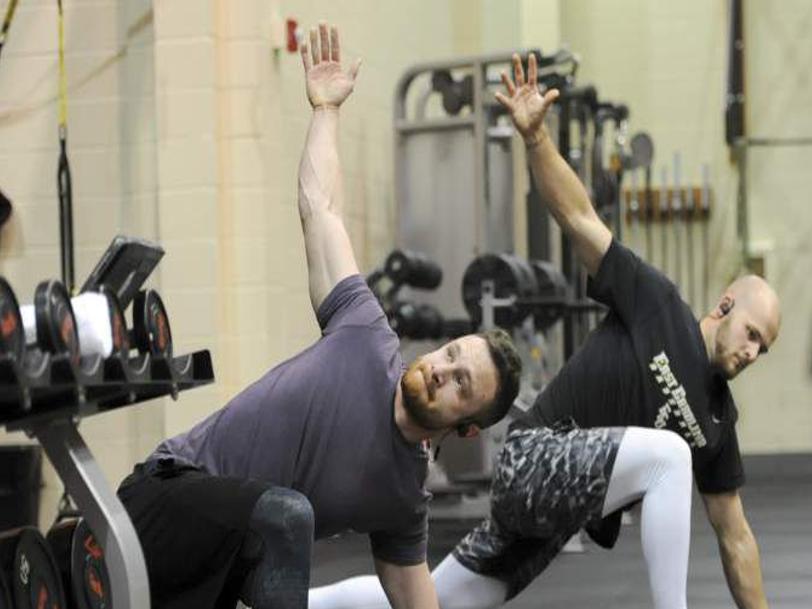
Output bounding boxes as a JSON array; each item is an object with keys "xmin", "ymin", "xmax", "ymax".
[
  {"xmin": 56, "ymin": 0, "xmax": 74, "ymax": 293},
  {"xmin": 0, "ymin": 0, "xmax": 20, "ymax": 62}
]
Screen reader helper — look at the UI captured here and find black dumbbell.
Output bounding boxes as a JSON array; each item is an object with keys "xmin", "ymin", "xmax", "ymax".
[
  {"xmin": 131, "ymin": 289, "xmax": 172, "ymax": 359},
  {"xmin": 34, "ymin": 279, "xmax": 81, "ymax": 365},
  {"xmin": 0, "ymin": 277, "xmax": 25, "ymax": 363},
  {"xmin": 384, "ymin": 250, "xmax": 442, "ymax": 290}
]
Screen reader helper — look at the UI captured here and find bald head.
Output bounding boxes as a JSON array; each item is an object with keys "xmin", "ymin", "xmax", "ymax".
[
  {"xmin": 723, "ymin": 274, "xmax": 781, "ymax": 342},
  {"xmin": 702, "ymin": 274, "xmax": 781, "ymax": 379}
]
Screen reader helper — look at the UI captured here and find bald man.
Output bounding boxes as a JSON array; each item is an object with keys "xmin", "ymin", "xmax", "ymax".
[{"xmin": 310, "ymin": 53, "xmax": 781, "ymax": 609}]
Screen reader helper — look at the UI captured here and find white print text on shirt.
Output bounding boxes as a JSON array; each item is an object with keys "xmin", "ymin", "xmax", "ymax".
[{"xmin": 649, "ymin": 351, "xmax": 707, "ymax": 448}]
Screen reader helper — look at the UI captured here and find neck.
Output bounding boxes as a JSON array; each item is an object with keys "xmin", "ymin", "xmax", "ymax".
[
  {"xmin": 393, "ymin": 381, "xmax": 445, "ymax": 444},
  {"xmin": 699, "ymin": 316, "xmax": 716, "ymax": 362}
]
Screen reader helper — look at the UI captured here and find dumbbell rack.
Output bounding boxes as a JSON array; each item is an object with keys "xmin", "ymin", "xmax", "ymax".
[{"xmin": 0, "ymin": 348, "xmax": 214, "ymax": 609}]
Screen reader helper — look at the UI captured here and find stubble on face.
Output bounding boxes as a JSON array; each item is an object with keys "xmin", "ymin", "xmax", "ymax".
[{"xmin": 401, "ymin": 359, "xmax": 446, "ymax": 430}]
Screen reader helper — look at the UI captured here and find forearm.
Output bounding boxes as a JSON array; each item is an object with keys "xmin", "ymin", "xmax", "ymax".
[
  {"xmin": 298, "ymin": 106, "xmax": 345, "ymax": 221},
  {"xmin": 525, "ymin": 126, "xmax": 597, "ymax": 234},
  {"xmin": 717, "ymin": 527, "xmax": 768, "ymax": 609},
  {"xmin": 375, "ymin": 560, "xmax": 439, "ymax": 609}
]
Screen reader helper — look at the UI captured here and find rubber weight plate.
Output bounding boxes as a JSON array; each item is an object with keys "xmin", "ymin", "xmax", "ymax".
[
  {"xmin": 99, "ymin": 287, "xmax": 129, "ymax": 359},
  {"xmin": 132, "ymin": 289, "xmax": 172, "ymax": 359},
  {"xmin": 0, "ymin": 527, "xmax": 67, "ymax": 609},
  {"xmin": 72, "ymin": 520, "xmax": 110, "ymax": 609},
  {"xmin": 46, "ymin": 519, "xmax": 79, "ymax": 609},
  {"xmin": 0, "ymin": 277, "xmax": 25, "ymax": 362},
  {"xmin": 461, "ymin": 253, "xmax": 538, "ymax": 328},
  {"xmin": 529, "ymin": 260, "xmax": 569, "ymax": 331},
  {"xmin": 35, "ymin": 280, "xmax": 80, "ymax": 365}
]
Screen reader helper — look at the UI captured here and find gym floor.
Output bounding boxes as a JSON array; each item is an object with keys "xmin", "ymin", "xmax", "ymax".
[{"xmin": 311, "ymin": 454, "xmax": 812, "ymax": 608}]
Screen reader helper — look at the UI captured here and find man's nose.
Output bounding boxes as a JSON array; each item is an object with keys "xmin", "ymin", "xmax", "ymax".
[{"xmin": 745, "ymin": 343, "xmax": 759, "ymax": 363}]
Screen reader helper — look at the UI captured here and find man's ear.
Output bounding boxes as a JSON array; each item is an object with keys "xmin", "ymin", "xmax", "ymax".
[
  {"xmin": 457, "ymin": 424, "xmax": 480, "ymax": 439},
  {"xmin": 712, "ymin": 295, "xmax": 735, "ymax": 319}
]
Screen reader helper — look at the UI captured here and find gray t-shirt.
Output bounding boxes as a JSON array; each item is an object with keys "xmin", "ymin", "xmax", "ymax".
[{"xmin": 153, "ymin": 275, "xmax": 430, "ymax": 565}]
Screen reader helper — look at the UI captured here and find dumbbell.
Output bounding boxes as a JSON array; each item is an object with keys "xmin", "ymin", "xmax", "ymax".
[
  {"xmin": 390, "ymin": 301, "xmax": 444, "ymax": 340},
  {"xmin": 384, "ymin": 250, "xmax": 442, "ymax": 290},
  {"xmin": 0, "ymin": 277, "xmax": 25, "ymax": 364},
  {"xmin": 0, "ymin": 527, "xmax": 67, "ymax": 609},
  {"xmin": 130, "ymin": 289, "xmax": 172, "ymax": 359},
  {"xmin": 19, "ymin": 281, "xmax": 130, "ymax": 364},
  {"xmin": 47, "ymin": 519, "xmax": 111, "ymax": 609}
]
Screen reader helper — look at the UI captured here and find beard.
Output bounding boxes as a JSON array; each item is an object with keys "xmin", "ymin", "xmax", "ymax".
[
  {"xmin": 401, "ymin": 360, "xmax": 447, "ymax": 430},
  {"xmin": 713, "ymin": 317, "xmax": 740, "ymax": 380}
]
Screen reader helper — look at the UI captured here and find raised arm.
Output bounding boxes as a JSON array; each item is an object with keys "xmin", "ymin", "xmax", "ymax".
[
  {"xmin": 496, "ymin": 53, "xmax": 611, "ymax": 277},
  {"xmin": 702, "ymin": 491, "xmax": 769, "ymax": 609},
  {"xmin": 298, "ymin": 23, "xmax": 362, "ymax": 311}
]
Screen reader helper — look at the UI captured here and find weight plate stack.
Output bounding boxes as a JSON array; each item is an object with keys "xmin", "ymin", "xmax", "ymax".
[
  {"xmin": 132, "ymin": 289, "xmax": 172, "ymax": 359},
  {"xmin": 0, "ymin": 277, "xmax": 25, "ymax": 364},
  {"xmin": 46, "ymin": 518, "xmax": 111, "ymax": 609},
  {"xmin": 461, "ymin": 253, "xmax": 538, "ymax": 328},
  {"xmin": 46, "ymin": 519, "xmax": 78, "ymax": 609},
  {"xmin": 0, "ymin": 527, "xmax": 67, "ymax": 609},
  {"xmin": 34, "ymin": 280, "xmax": 80, "ymax": 366},
  {"xmin": 71, "ymin": 520, "xmax": 110, "ymax": 609}
]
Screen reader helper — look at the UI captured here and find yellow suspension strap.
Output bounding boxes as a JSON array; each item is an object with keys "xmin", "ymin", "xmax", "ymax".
[
  {"xmin": 0, "ymin": 0, "xmax": 20, "ymax": 62},
  {"xmin": 56, "ymin": 0, "xmax": 74, "ymax": 292}
]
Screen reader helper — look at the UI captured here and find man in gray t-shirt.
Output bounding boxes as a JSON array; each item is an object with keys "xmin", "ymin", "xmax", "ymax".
[{"xmin": 117, "ymin": 24, "xmax": 521, "ymax": 609}]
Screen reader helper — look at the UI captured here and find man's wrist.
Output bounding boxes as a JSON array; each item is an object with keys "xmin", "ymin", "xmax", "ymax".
[
  {"xmin": 524, "ymin": 126, "xmax": 549, "ymax": 150},
  {"xmin": 313, "ymin": 103, "xmax": 340, "ymax": 112}
]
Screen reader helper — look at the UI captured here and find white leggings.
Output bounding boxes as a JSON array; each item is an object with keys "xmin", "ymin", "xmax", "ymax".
[{"xmin": 308, "ymin": 426, "xmax": 692, "ymax": 609}]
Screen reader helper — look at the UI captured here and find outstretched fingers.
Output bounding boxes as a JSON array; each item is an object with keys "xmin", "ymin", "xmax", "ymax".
[
  {"xmin": 347, "ymin": 57, "xmax": 362, "ymax": 81},
  {"xmin": 527, "ymin": 52, "xmax": 538, "ymax": 87},
  {"xmin": 512, "ymin": 53, "xmax": 525, "ymax": 87},
  {"xmin": 542, "ymin": 88, "xmax": 561, "ymax": 110},
  {"xmin": 300, "ymin": 41, "xmax": 312, "ymax": 72},
  {"xmin": 330, "ymin": 25, "xmax": 340, "ymax": 62},
  {"xmin": 309, "ymin": 28, "xmax": 319, "ymax": 65},
  {"xmin": 319, "ymin": 22, "xmax": 330, "ymax": 62},
  {"xmin": 500, "ymin": 71, "xmax": 516, "ymax": 97},
  {"xmin": 494, "ymin": 90, "xmax": 512, "ymax": 110}
]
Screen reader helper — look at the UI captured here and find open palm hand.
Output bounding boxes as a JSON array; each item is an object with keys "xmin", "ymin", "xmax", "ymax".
[
  {"xmin": 301, "ymin": 23, "xmax": 361, "ymax": 108},
  {"xmin": 495, "ymin": 53, "xmax": 559, "ymax": 142}
]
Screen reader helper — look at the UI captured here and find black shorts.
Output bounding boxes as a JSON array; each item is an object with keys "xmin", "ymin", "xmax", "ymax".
[
  {"xmin": 452, "ymin": 424, "xmax": 625, "ymax": 600},
  {"xmin": 117, "ymin": 459, "xmax": 271, "ymax": 609}
]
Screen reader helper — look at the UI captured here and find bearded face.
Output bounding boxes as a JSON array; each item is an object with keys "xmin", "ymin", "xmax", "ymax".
[{"xmin": 400, "ymin": 359, "xmax": 448, "ymax": 430}]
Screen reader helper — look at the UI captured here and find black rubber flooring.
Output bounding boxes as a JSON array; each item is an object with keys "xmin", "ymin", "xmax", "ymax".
[{"xmin": 312, "ymin": 454, "xmax": 812, "ymax": 608}]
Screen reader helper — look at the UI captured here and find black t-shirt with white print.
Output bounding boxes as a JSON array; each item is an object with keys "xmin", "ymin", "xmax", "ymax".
[{"xmin": 518, "ymin": 239, "xmax": 744, "ymax": 494}]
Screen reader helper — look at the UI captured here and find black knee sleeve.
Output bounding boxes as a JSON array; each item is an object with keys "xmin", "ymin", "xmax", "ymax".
[{"xmin": 239, "ymin": 487, "xmax": 314, "ymax": 609}]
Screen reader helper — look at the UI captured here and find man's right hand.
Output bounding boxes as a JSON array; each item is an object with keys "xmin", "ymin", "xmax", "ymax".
[
  {"xmin": 495, "ymin": 53, "xmax": 559, "ymax": 146},
  {"xmin": 300, "ymin": 23, "xmax": 361, "ymax": 109}
]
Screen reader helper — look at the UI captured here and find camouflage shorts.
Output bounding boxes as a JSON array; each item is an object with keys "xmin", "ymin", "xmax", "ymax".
[{"xmin": 453, "ymin": 423, "xmax": 625, "ymax": 599}]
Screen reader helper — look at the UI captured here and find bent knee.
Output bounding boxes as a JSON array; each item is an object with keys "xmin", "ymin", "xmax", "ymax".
[
  {"xmin": 640, "ymin": 428, "xmax": 692, "ymax": 474},
  {"xmin": 250, "ymin": 487, "xmax": 314, "ymax": 539}
]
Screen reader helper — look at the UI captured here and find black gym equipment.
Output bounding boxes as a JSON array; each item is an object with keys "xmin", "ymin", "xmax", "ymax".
[
  {"xmin": 0, "ymin": 277, "xmax": 25, "ymax": 364},
  {"xmin": 0, "ymin": 527, "xmax": 67, "ymax": 609},
  {"xmin": 1, "ymin": 238, "xmax": 214, "ymax": 608},
  {"xmin": 131, "ymin": 290, "xmax": 172, "ymax": 360},
  {"xmin": 461, "ymin": 253, "xmax": 601, "ymax": 332},
  {"xmin": 383, "ymin": 250, "xmax": 442, "ymax": 291},
  {"xmin": 47, "ymin": 518, "xmax": 111, "ymax": 609},
  {"xmin": 0, "ymin": 189, "xmax": 11, "ymax": 229},
  {"xmin": 34, "ymin": 280, "xmax": 81, "ymax": 366}
]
